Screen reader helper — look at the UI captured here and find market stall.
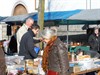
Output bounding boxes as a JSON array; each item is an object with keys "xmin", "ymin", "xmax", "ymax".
[
  {"xmin": 3, "ymin": 9, "xmax": 100, "ymax": 75},
  {"xmin": 67, "ymin": 9, "xmax": 100, "ymax": 52},
  {"xmin": 66, "ymin": 9, "xmax": 100, "ymax": 75},
  {"xmin": 5, "ymin": 55, "xmax": 45, "ymax": 75},
  {"xmin": 5, "ymin": 54, "xmax": 100, "ymax": 75},
  {"xmin": 70, "ymin": 58, "xmax": 100, "ymax": 75}
]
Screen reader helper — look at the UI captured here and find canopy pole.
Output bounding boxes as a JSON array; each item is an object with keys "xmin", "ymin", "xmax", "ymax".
[
  {"xmin": 66, "ymin": 20, "xmax": 69, "ymax": 50},
  {"xmin": 66, "ymin": 21, "xmax": 69, "ymax": 52}
]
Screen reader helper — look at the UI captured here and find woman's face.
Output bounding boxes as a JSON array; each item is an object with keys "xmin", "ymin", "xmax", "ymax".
[
  {"xmin": 94, "ymin": 29, "xmax": 99, "ymax": 35},
  {"xmin": 32, "ymin": 29, "xmax": 39, "ymax": 35},
  {"xmin": 42, "ymin": 38, "xmax": 50, "ymax": 43}
]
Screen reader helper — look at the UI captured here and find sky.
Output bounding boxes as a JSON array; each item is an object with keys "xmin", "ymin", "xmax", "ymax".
[{"xmin": 0, "ymin": 0, "xmax": 100, "ymax": 16}]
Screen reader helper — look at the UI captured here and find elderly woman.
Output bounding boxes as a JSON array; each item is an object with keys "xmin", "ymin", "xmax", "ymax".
[{"xmin": 41, "ymin": 28, "xmax": 70, "ymax": 75}]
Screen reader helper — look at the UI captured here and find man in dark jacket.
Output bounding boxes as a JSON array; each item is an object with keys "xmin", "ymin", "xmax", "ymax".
[
  {"xmin": 88, "ymin": 27, "xmax": 100, "ymax": 53},
  {"xmin": 19, "ymin": 24, "xmax": 41, "ymax": 59}
]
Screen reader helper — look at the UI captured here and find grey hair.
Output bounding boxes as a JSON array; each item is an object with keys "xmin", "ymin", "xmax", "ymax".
[
  {"xmin": 25, "ymin": 17, "xmax": 34, "ymax": 23},
  {"xmin": 41, "ymin": 28, "xmax": 57, "ymax": 39}
]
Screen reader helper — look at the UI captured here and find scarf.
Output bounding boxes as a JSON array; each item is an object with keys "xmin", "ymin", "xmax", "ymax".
[{"xmin": 42, "ymin": 36, "xmax": 57, "ymax": 72}]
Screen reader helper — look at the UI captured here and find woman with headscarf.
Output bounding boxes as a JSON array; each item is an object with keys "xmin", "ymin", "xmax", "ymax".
[{"xmin": 41, "ymin": 28, "xmax": 70, "ymax": 75}]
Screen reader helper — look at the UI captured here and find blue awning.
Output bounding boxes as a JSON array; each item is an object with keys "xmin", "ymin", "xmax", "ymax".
[
  {"xmin": 32, "ymin": 9, "xmax": 81, "ymax": 21},
  {"xmin": 1, "ymin": 10, "xmax": 82, "ymax": 25}
]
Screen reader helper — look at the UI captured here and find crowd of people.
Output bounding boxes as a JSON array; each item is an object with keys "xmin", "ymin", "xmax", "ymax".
[
  {"xmin": 0, "ymin": 17, "xmax": 69, "ymax": 75},
  {"xmin": 1, "ymin": 17, "xmax": 100, "ymax": 75}
]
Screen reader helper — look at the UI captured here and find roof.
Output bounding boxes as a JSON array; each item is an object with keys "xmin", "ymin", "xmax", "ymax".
[
  {"xmin": 2, "ymin": 13, "xmax": 36, "ymax": 23},
  {"xmin": 2, "ymin": 9, "xmax": 100, "ymax": 25},
  {"xmin": 32, "ymin": 9, "xmax": 81, "ymax": 21},
  {"xmin": 2, "ymin": 10, "xmax": 81, "ymax": 25},
  {"xmin": 68, "ymin": 9, "xmax": 100, "ymax": 21},
  {"xmin": 0, "ymin": 16, "xmax": 7, "ymax": 22}
]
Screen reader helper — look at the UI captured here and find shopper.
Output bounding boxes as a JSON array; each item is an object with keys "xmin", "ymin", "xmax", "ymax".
[
  {"xmin": 41, "ymin": 28, "xmax": 70, "ymax": 75},
  {"xmin": 16, "ymin": 18, "xmax": 34, "ymax": 53},
  {"xmin": 19, "ymin": 24, "xmax": 41, "ymax": 59},
  {"xmin": 88, "ymin": 27, "xmax": 100, "ymax": 53}
]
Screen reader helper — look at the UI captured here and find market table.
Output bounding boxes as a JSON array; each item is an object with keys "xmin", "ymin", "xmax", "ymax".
[
  {"xmin": 5, "ymin": 56, "xmax": 45, "ymax": 75},
  {"xmin": 71, "ymin": 67, "xmax": 100, "ymax": 75},
  {"xmin": 70, "ymin": 58, "xmax": 100, "ymax": 75}
]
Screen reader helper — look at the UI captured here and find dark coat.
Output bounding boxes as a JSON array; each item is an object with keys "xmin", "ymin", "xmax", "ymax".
[
  {"xmin": 8, "ymin": 34, "xmax": 17, "ymax": 53},
  {"xmin": 88, "ymin": 33, "xmax": 100, "ymax": 52},
  {"xmin": 48, "ymin": 38, "xmax": 70, "ymax": 75},
  {"xmin": 0, "ymin": 47, "xmax": 6, "ymax": 75},
  {"xmin": 19, "ymin": 30, "xmax": 40, "ymax": 59}
]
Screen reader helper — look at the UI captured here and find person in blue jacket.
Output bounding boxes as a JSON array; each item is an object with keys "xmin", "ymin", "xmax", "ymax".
[{"xmin": 18, "ymin": 24, "xmax": 41, "ymax": 59}]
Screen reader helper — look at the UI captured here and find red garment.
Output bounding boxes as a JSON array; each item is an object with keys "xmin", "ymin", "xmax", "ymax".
[{"xmin": 47, "ymin": 70, "xmax": 59, "ymax": 75}]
